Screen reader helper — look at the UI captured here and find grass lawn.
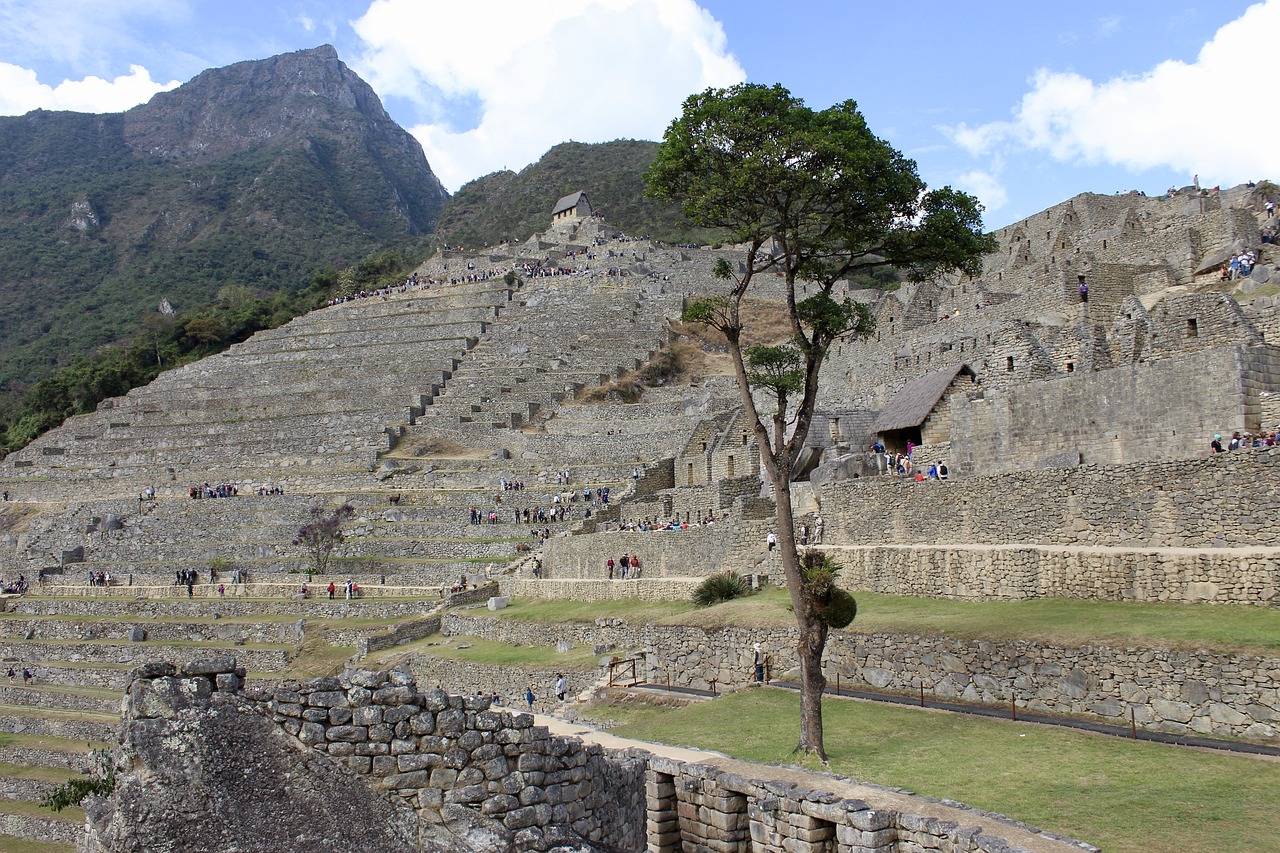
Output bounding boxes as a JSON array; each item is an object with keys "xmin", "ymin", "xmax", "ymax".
[
  {"xmin": 604, "ymin": 687, "xmax": 1280, "ymax": 853},
  {"xmin": 372, "ymin": 634, "xmax": 601, "ymax": 671},
  {"xmin": 495, "ymin": 589, "xmax": 1280, "ymax": 653},
  {"xmin": 0, "ymin": 839, "xmax": 74, "ymax": 853}
]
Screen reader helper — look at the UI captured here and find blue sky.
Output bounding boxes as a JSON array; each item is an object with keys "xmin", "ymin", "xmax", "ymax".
[{"xmin": 0, "ymin": 0, "xmax": 1268, "ymax": 228}]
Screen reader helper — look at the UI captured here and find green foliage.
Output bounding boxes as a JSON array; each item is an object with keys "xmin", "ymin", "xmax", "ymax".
[
  {"xmin": 800, "ymin": 551, "xmax": 856, "ymax": 628},
  {"xmin": 744, "ymin": 344, "xmax": 804, "ymax": 396},
  {"xmin": 210, "ymin": 556, "xmax": 231, "ymax": 577},
  {"xmin": 692, "ymin": 572, "xmax": 750, "ymax": 607},
  {"xmin": 0, "ymin": 243, "xmax": 426, "ymax": 454},
  {"xmin": 0, "ymin": 98, "xmax": 441, "ymax": 395},
  {"xmin": 42, "ymin": 749, "xmax": 114, "ymax": 811},
  {"xmin": 823, "ymin": 588, "xmax": 858, "ymax": 629},
  {"xmin": 434, "ymin": 140, "xmax": 729, "ymax": 248}
]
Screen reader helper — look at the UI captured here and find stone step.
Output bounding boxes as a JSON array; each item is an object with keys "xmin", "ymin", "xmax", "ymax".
[
  {"xmin": 0, "ymin": 684, "xmax": 120, "ymax": 716},
  {"xmin": 5, "ymin": 598, "xmax": 441, "ymax": 620},
  {"xmin": 0, "ymin": 734, "xmax": 110, "ymax": 772},
  {"xmin": 0, "ymin": 773, "xmax": 68, "ymax": 804},
  {"xmin": 0, "ymin": 662, "xmax": 132, "ymax": 691},
  {"xmin": 0, "ymin": 801, "xmax": 83, "ymax": 846},
  {"xmin": 0, "ymin": 639, "xmax": 293, "ymax": 673},
  {"xmin": 0, "ymin": 706, "xmax": 116, "ymax": 742},
  {"xmin": 0, "ymin": 616, "xmax": 302, "ymax": 646}
]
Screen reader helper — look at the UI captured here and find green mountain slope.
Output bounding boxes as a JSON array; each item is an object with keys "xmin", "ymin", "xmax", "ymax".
[
  {"xmin": 435, "ymin": 140, "xmax": 726, "ymax": 248},
  {"xmin": 0, "ymin": 45, "xmax": 447, "ymax": 391}
]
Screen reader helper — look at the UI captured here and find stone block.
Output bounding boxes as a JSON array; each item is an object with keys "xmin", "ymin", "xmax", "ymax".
[
  {"xmin": 397, "ymin": 754, "xmax": 436, "ymax": 773},
  {"xmin": 353, "ymin": 706, "xmax": 384, "ymax": 726},
  {"xmin": 308, "ymin": 690, "xmax": 348, "ymax": 708},
  {"xmin": 445, "ymin": 784, "xmax": 488, "ymax": 804},
  {"xmin": 298, "ymin": 723, "xmax": 326, "ymax": 745},
  {"xmin": 429, "ymin": 767, "xmax": 458, "ymax": 789},
  {"xmin": 383, "ymin": 704, "xmax": 418, "ymax": 725},
  {"xmin": 373, "ymin": 685, "xmax": 416, "ymax": 705},
  {"xmin": 326, "ymin": 725, "xmax": 368, "ymax": 742},
  {"xmin": 183, "ymin": 656, "xmax": 237, "ymax": 677}
]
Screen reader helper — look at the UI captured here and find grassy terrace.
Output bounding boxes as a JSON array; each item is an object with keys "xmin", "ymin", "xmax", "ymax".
[
  {"xmin": 369, "ymin": 634, "xmax": 601, "ymax": 671},
  {"xmin": 600, "ymin": 688, "xmax": 1280, "ymax": 853},
  {"xmin": 489, "ymin": 588, "xmax": 1280, "ymax": 653}
]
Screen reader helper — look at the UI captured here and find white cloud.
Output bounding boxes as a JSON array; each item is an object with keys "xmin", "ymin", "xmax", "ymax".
[
  {"xmin": 0, "ymin": 63, "xmax": 180, "ymax": 115},
  {"xmin": 351, "ymin": 0, "xmax": 745, "ymax": 190},
  {"xmin": 954, "ymin": 170, "xmax": 1009, "ymax": 213},
  {"xmin": 946, "ymin": 0, "xmax": 1280, "ymax": 187}
]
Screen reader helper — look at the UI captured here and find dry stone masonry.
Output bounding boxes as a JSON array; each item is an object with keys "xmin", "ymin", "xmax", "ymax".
[{"xmin": 85, "ymin": 659, "xmax": 1098, "ymax": 853}]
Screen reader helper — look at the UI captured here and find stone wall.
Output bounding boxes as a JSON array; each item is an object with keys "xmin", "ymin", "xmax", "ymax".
[
  {"xmin": 261, "ymin": 667, "xmax": 648, "ymax": 852},
  {"xmin": 125, "ymin": 659, "xmax": 1093, "ymax": 853},
  {"xmin": 357, "ymin": 615, "xmax": 443, "ymax": 657},
  {"xmin": 817, "ymin": 445, "xmax": 1280, "ymax": 549},
  {"xmin": 949, "ymin": 344, "xmax": 1279, "ymax": 474},
  {"xmin": 542, "ymin": 520, "xmax": 772, "ymax": 581},
  {"xmin": 828, "ymin": 543, "xmax": 1279, "ymax": 605},
  {"xmin": 438, "ymin": 614, "xmax": 1280, "ymax": 743}
]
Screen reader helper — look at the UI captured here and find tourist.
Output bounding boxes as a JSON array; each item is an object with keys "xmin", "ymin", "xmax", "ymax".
[
  {"xmin": 555, "ymin": 673, "xmax": 567, "ymax": 702},
  {"xmin": 217, "ymin": 583, "xmax": 225, "ymax": 598},
  {"xmin": 1079, "ymin": 281, "xmax": 1089, "ymax": 303},
  {"xmin": 525, "ymin": 685, "xmax": 534, "ymax": 712},
  {"xmin": 753, "ymin": 643, "xmax": 765, "ymax": 683},
  {"xmin": 813, "ymin": 515, "xmax": 824, "ymax": 544},
  {"xmin": 328, "ymin": 581, "xmax": 336, "ymax": 600},
  {"xmin": 766, "ymin": 531, "xmax": 777, "ymax": 553},
  {"xmin": 1211, "ymin": 434, "xmax": 1224, "ymax": 453},
  {"xmin": 938, "ymin": 461, "xmax": 950, "ymax": 481}
]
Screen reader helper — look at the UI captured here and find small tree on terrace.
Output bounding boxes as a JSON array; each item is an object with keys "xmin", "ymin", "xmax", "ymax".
[
  {"xmin": 646, "ymin": 83, "xmax": 996, "ymax": 760},
  {"xmin": 293, "ymin": 503, "xmax": 355, "ymax": 576}
]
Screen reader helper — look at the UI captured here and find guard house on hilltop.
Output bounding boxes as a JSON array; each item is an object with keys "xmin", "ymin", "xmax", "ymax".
[
  {"xmin": 870, "ymin": 364, "xmax": 977, "ymax": 454},
  {"xmin": 551, "ymin": 191, "xmax": 592, "ymax": 222}
]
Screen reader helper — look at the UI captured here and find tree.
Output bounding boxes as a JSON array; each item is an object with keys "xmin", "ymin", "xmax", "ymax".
[
  {"xmin": 293, "ymin": 503, "xmax": 355, "ymax": 576},
  {"xmin": 646, "ymin": 83, "xmax": 997, "ymax": 760}
]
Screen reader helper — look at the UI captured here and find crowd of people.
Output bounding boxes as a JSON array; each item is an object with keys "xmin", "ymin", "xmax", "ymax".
[
  {"xmin": 1219, "ymin": 251, "xmax": 1257, "ymax": 280},
  {"xmin": 1210, "ymin": 431, "xmax": 1280, "ymax": 452},
  {"xmin": 872, "ymin": 441, "xmax": 949, "ymax": 482},
  {"xmin": 189, "ymin": 483, "xmax": 238, "ymax": 499}
]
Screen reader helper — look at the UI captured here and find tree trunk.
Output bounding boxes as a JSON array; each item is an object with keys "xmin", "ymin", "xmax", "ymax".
[{"xmin": 772, "ymin": 470, "xmax": 829, "ymax": 760}]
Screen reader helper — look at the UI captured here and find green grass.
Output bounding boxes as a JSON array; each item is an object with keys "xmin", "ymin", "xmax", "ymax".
[
  {"xmin": 0, "ymin": 797, "xmax": 82, "ymax": 822},
  {"xmin": 373, "ymin": 634, "xmax": 601, "ymax": 671},
  {"xmin": 0, "ymin": 732, "xmax": 109, "ymax": 754},
  {"xmin": 606, "ymin": 688, "xmax": 1280, "ymax": 853},
  {"xmin": 0, "ymin": 762, "xmax": 77, "ymax": 783},
  {"xmin": 494, "ymin": 589, "xmax": 1280, "ymax": 653},
  {"xmin": 0, "ymin": 837, "xmax": 75, "ymax": 853}
]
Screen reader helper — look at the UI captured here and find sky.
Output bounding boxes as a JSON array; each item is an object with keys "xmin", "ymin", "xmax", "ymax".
[{"xmin": 0, "ymin": 0, "xmax": 1270, "ymax": 229}]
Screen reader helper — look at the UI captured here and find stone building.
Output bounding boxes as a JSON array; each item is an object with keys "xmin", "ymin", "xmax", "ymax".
[{"xmin": 550, "ymin": 191, "xmax": 592, "ymax": 222}]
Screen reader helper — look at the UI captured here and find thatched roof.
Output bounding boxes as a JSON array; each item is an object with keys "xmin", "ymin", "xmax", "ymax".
[
  {"xmin": 552, "ymin": 191, "xmax": 588, "ymax": 216},
  {"xmin": 870, "ymin": 364, "xmax": 975, "ymax": 433}
]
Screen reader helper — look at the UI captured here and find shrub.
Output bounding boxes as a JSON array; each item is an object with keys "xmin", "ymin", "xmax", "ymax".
[{"xmin": 692, "ymin": 572, "xmax": 749, "ymax": 607}]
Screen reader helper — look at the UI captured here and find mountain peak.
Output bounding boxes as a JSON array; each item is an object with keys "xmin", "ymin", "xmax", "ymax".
[{"xmin": 124, "ymin": 45, "xmax": 392, "ymax": 160}]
